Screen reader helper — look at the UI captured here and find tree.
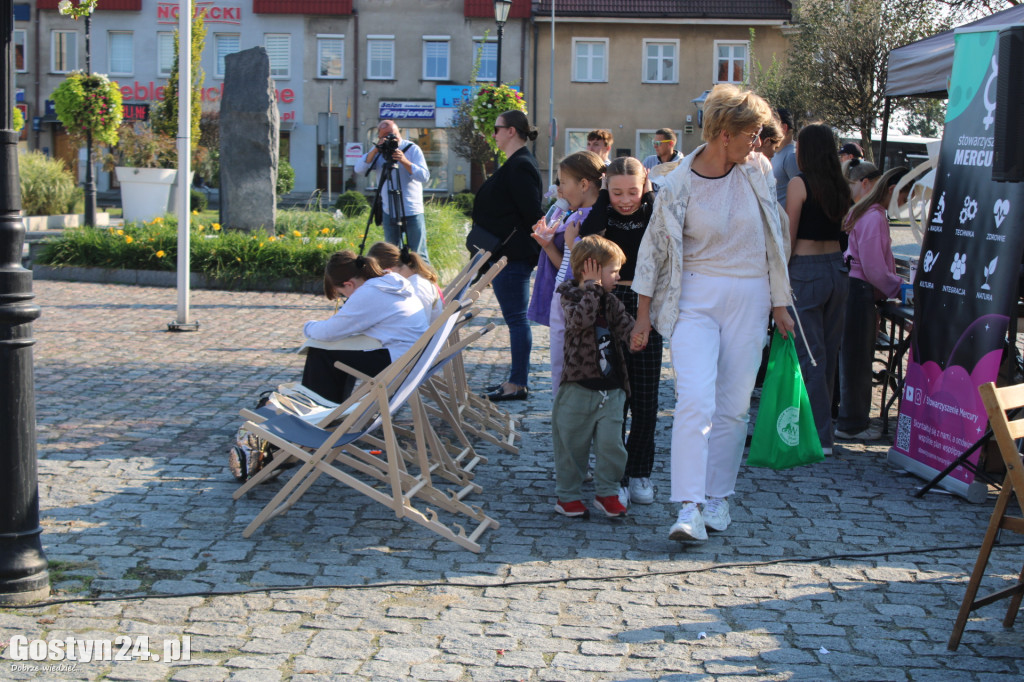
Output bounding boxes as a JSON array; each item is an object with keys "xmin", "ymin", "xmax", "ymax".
[
  {"xmin": 760, "ymin": 0, "xmax": 947, "ymax": 161},
  {"xmin": 450, "ymin": 35, "xmax": 497, "ymax": 183},
  {"xmin": 903, "ymin": 98, "xmax": 947, "ymax": 137},
  {"xmin": 152, "ymin": 0, "xmax": 206, "ymax": 158}
]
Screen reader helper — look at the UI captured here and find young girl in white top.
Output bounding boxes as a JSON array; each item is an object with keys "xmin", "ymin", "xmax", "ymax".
[
  {"xmin": 302, "ymin": 250, "xmax": 428, "ymax": 402},
  {"xmin": 367, "ymin": 241, "xmax": 444, "ymax": 322},
  {"xmin": 530, "ymin": 151, "xmax": 605, "ymax": 393}
]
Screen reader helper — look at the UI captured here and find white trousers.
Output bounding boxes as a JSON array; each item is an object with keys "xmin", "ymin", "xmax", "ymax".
[
  {"xmin": 549, "ymin": 289, "xmax": 565, "ymax": 394},
  {"xmin": 669, "ymin": 272, "xmax": 770, "ymax": 503}
]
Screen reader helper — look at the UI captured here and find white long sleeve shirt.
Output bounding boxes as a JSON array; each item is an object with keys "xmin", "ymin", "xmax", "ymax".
[
  {"xmin": 303, "ymin": 272, "xmax": 428, "ymax": 361},
  {"xmin": 353, "ymin": 140, "xmax": 430, "ymax": 217}
]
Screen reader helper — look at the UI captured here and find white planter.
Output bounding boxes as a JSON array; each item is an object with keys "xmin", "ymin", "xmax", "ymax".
[
  {"xmin": 22, "ymin": 213, "xmax": 110, "ymax": 230},
  {"xmin": 116, "ymin": 167, "xmax": 178, "ymax": 224}
]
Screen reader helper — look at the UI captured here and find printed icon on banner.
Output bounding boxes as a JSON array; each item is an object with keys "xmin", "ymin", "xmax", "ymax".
[
  {"xmin": 959, "ymin": 195, "xmax": 978, "ymax": 224},
  {"xmin": 983, "ymin": 55, "xmax": 999, "ymax": 130},
  {"xmin": 915, "ymin": 388, "xmax": 923, "ymax": 405},
  {"xmin": 933, "ymin": 192, "xmax": 945, "ymax": 224},
  {"xmin": 981, "ymin": 256, "xmax": 998, "ymax": 290},
  {"xmin": 994, "ymin": 198, "xmax": 1010, "ymax": 228},
  {"xmin": 951, "ymin": 253, "xmax": 967, "ymax": 280},
  {"xmin": 905, "ymin": 383, "xmax": 914, "ymax": 401},
  {"xmin": 923, "ymin": 250, "xmax": 939, "ymax": 273}
]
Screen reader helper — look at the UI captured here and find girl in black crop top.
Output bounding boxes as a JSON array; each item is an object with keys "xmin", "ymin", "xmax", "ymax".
[
  {"xmin": 783, "ymin": 124, "xmax": 853, "ymax": 456},
  {"xmin": 579, "ymin": 157, "xmax": 663, "ymax": 499}
]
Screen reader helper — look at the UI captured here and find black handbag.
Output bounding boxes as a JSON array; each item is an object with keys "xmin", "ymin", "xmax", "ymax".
[{"xmin": 466, "ymin": 223, "xmax": 503, "ymax": 255}]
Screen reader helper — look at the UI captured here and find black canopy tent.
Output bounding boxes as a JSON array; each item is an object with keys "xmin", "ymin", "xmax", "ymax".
[{"xmin": 880, "ymin": 4, "xmax": 1024, "ymax": 165}]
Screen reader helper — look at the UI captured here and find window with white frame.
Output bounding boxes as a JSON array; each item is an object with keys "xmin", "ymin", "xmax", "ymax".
[
  {"xmin": 564, "ymin": 129, "xmax": 591, "ymax": 157},
  {"xmin": 157, "ymin": 32, "xmax": 174, "ymax": 77},
  {"xmin": 215, "ymin": 33, "xmax": 241, "ymax": 78},
  {"xmin": 367, "ymin": 36, "xmax": 395, "ymax": 80},
  {"xmin": 51, "ymin": 30, "xmax": 78, "ymax": 73},
  {"xmin": 108, "ymin": 31, "xmax": 133, "ymax": 76},
  {"xmin": 265, "ymin": 34, "xmax": 290, "ymax": 79},
  {"xmin": 572, "ymin": 38, "xmax": 608, "ymax": 82},
  {"xmin": 643, "ymin": 39, "xmax": 677, "ymax": 84},
  {"xmin": 473, "ymin": 38, "xmax": 497, "ymax": 81},
  {"xmin": 714, "ymin": 40, "xmax": 748, "ymax": 84},
  {"xmin": 14, "ymin": 29, "xmax": 26, "ymax": 73},
  {"xmin": 317, "ymin": 34, "xmax": 344, "ymax": 78},
  {"xmin": 423, "ymin": 36, "xmax": 450, "ymax": 81}
]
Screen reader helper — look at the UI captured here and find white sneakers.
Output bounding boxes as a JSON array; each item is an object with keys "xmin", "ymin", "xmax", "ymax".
[
  {"xmin": 702, "ymin": 497, "xmax": 731, "ymax": 532},
  {"xmin": 628, "ymin": 477, "xmax": 655, "ymax": 505},
  {"xmin": 669, "ymin": 502, "xmax": 707, "ymax": 542},
  {"xmin": 668, "ymin": 498, "xmax": 731, "ymax": 542}
]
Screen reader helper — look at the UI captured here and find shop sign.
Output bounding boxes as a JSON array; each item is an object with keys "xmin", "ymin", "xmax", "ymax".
[{"xmin": 378, "ymin": 101, "xmax": 434, "ymax": 120}]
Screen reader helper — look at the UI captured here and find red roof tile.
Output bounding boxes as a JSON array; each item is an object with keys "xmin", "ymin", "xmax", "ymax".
[
  {"xmin": 253, "ymin": 0, "xmax": 353, "ymax": 14},
  {"xmin": 465, "ymin": 0, "xmax": 531, "ymax": 19}
]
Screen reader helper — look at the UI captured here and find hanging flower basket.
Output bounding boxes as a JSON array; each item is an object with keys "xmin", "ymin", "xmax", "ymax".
[
  {"xmin": 470, "ymin": 84, "xmax": 527, "ymax": 162},
  {"xmin": 51, "ymin": 71, "xmax": 123, "ymax": 150}
]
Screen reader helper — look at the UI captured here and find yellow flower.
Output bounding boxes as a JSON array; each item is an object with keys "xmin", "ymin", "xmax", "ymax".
[
  {"xmin": 320, "ymin": 227, "xmax": 330, "ymax": 235},
  {"xmin": 116, "ymin": 229, "xmax": 124, "ymax": 236},
  {"xmin": 155, "ymin": 250, "xmax": 165, "ymax": 258},
  {"xmin": 197, "ymin": 224, "xmax": 205, "ymax": 231},
  {"xmin": 212, "ymin": 223, "xmax": 221, "ymax": 231},
  {"xmin": 317, "ymin": 243, "xmax": 324, "ymax": 249},
  {"xmin": 258, "ymin": 242, "xmax": 265, "ymax": 247},
  {"xmin": 192, "ymin": 210, "xmax": 199, "ymax": 215},
  {"xmin": 292, "ymin": 230, "xmax": 302, "ymax": 238},
  {"xmin": 268, "ymin": 236, "xmax": 277, "ymax": 242},
  {"xmin": 152, "ymin": 216, "xmax": 163, "ymax": 224},
  {"xmin": 125, "ymin": 235, "xmax": 134, "ymax": 244},
  {"xmin": 236, "ymin": 257, "xmax": 242, "ymax": 262}
]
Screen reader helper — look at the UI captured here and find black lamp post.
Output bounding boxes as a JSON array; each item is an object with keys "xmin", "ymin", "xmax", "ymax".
[
  {"xmin": 83, "ymin": 13, "xmax": 96, "ymax": 227},
  {"xmin": 0, "ymin": 0, "xmax": 49, "ymax": 605},
  {"xmin": 493, "ymin": 0, "xmax": 512, "ymax": 87}
]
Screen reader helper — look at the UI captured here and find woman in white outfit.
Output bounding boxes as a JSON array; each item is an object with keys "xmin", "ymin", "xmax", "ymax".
[{"xmin": 631, "ymin": 84, "xmax": 795, "ymax": 542}]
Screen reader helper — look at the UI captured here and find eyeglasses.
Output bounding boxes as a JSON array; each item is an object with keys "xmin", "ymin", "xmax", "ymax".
[
  {"xmin": 741, "ymin": 128, "xmax": 762, "ymax": 143},
  {"xmin": 494, "ymin": 124, "xmax": 510, "ymax": 134},
  {"xmin": 653, "ymin": 139, "xmax": 673, "ymax": 146}
]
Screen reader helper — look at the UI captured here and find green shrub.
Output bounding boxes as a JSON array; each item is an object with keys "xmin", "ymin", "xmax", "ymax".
[
  {"xmin": 335, "ymin": 190, "xmax": 369, "ymax": 216},
  {"xmin": 19, "ymin": 151, "xmax": 79, "ymax": 216},
  {"xmin": 190, "ymin": 187, "xmax": 208, "ymax": 212},
  {"xmin": 449, "ymin": 192, "xmax": 474, "ymax": 216},
  {"xmin": 277, "ymin": 159, "xmax": 295, "ymax": 196}
]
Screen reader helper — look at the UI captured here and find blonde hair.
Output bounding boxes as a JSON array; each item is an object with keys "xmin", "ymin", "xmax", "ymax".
[
  {"xmin": 367, "ymin": 241, "xmax": 439, "ymax": 284},
  {"xmin": 702, "ymin": 83, "xmax": 773, "ymax": 143},
  {"xmin": 845, "ymin": 166, "xmax": 908, "ymax": 230},
  {"xmin": 569, "ymin": 235, "xmax": 626, "ymax": 281}
]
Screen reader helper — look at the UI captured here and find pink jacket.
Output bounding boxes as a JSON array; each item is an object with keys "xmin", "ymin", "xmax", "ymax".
[{"xmin": 845, "ymin": 204, "xmax": 902, "ymax": 300}]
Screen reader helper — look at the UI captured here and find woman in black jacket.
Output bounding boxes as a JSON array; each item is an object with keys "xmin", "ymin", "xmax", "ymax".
[{"xmin": 470, "ymin": 110, "xmax": 544, "ymax": 401}]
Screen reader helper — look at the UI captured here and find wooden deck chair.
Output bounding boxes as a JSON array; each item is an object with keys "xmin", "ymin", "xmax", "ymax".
[
  {"xmin": 427, "ymin": 256, "xmax": 520, "ymax": 454},
  {"xmin": 948, "ymin": 381, "xmax": 1024, "ymax": 650},
  {"xmin": 235, "ymin": 293, "xmax": 499, "ymax": 552}
]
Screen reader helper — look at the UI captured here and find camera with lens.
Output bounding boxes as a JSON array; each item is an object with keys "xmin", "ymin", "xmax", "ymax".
[{"xmin": 375, "ymin": 133, "xmax": 400, "ymax": 158}]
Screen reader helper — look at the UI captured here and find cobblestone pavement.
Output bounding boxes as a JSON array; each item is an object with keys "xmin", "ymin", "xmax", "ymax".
[{"xmin": 1, "ymin": 280, "xmax": 1022, "ymax": 681}]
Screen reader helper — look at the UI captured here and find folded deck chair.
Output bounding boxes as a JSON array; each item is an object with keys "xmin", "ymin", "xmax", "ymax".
[
  {"xmin": 234, "ymin": 292, "xmax": 499, "ymax": 552},
  {"xmin": 424, "ymin": 256, "xmax": 520, "ymax": 454}
]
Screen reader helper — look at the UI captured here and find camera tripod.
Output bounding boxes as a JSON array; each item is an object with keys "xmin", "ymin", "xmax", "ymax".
[{"xmin": 357, "ymin": 149, "xmax": 409, "ymax": 257}]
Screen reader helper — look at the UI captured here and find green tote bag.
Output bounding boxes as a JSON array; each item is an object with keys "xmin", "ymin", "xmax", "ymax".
[{"xmin": 747, "ymin": 330, "xmax": 824, "ymax": 469}]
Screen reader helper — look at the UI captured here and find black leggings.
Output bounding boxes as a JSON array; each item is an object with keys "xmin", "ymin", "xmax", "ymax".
[{"xmin": 301, "ymin": 347, "xmax": 392, "ymax": 403}]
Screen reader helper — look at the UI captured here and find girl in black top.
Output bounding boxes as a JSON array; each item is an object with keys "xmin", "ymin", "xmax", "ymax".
[
  {"xmin": 784, "ymin": 123, "xmax": 853, "ymax": 453},
  {"xmin": 470, "ymin": 110, "xmax": 544, "ymax": 401},
  {"xmin": 580, "ymin": 156, "xmax": 663, "ymax": 505}
]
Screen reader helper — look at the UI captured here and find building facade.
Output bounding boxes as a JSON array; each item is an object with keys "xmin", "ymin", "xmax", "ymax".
[
  {"xmin": 530, "ymin": 0, "xmax": 793, "ymax": 183},
  {"xmin": 17, "ymin": 0, "xmax": 792, "ymax": 196}
]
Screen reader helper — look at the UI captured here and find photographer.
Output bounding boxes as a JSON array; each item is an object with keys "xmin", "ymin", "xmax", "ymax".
[{"xmin": 354, "ymin": 120, "xmax": 432, "ymax": 262}]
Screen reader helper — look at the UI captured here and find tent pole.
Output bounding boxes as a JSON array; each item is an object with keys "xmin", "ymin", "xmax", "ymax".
[{"xmin": 879, "ymin": 98, "xmax": 892, "ymax": 171}]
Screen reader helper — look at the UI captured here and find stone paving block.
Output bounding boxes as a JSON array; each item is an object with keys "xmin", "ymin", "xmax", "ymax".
[{"xmin": 170, "ymin": 666, "xmax": 231, "ymax": 682}]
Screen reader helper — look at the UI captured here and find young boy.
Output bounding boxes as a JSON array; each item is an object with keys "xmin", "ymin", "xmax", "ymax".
[{"xmin": 552, "ymin": 235, "xmax": 635, "ymax": 518}]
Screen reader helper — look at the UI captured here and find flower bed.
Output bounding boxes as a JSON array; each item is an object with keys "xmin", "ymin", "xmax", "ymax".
[{"xmin": 35, "ymin": 202, "xmax": 469, "ymax": 289}]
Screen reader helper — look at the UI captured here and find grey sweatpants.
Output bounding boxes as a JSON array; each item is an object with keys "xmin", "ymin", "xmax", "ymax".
[{"xmin": 552, "ymin": 382, "xmax": 628, "ymax": 500}]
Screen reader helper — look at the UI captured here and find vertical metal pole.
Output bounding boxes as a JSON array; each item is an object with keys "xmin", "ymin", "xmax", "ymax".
[
  {"xmin": 548, "ymin": 1, "xmax": 555, "ymax": 186},
  {"xmin": 0, "ymin": 0, "xmax": 49, "ymax": 606},
  {"xmin": 83, "ymin": 14, "xmax": 96, "ymax": 227},
  {"xmin": 170, "ymin": 0, "xmax": 197, "ymax": 331},
  {"xmin": 879, "ymin": 97, "xmax": 893, "ymax": 171},
  {"xmin": 327, "ymin": 86, "xmax": 332, "ymax": 205},
  {"xmin": 496, "ymin": 23, "xmax": 504, "ymax": 87}
]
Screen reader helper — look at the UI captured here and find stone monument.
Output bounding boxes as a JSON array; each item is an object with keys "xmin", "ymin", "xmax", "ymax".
[{"xmin": 220, "ymin": 47, "xmax": 279, "ymax": 231}]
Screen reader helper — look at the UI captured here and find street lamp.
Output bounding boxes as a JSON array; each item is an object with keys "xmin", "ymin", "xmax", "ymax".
[
  {"xmin": 0, "ymin": 0, "xmax": 49, "ymax": 605},
  {"xmin": 57, "ymin": 0, "xmax": 99, "ymax": 226},
  {"xmin": 493, "ymin": 0, "xmax": 512, "ymax": 87}
]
